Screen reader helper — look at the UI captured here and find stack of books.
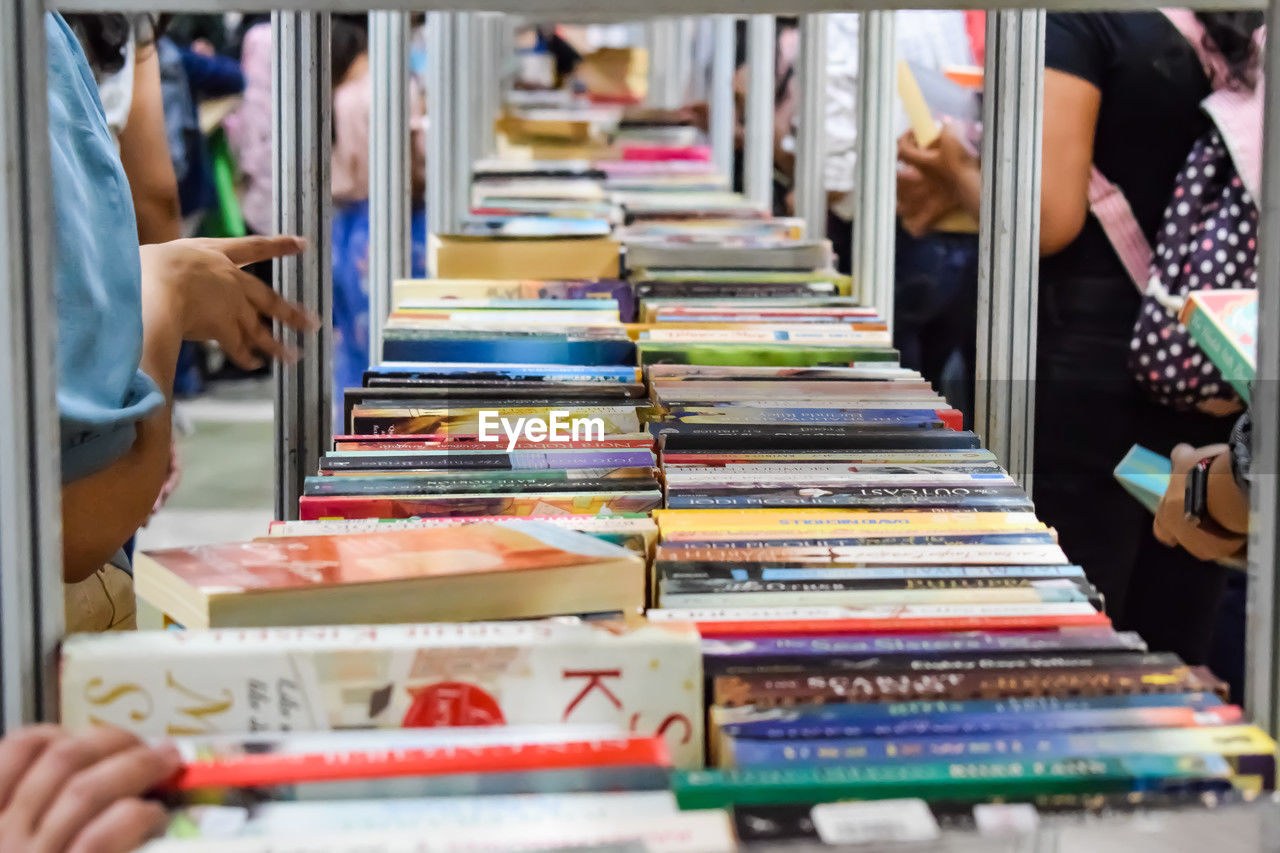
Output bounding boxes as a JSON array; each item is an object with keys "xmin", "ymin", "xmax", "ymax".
[
  {"xmin": 57, "ymin": 86, "xmax": 1276, "ymax": 847},
  {"xmin": 623, "ymin": 296, "xmax": 1271, "ymax": 809}
]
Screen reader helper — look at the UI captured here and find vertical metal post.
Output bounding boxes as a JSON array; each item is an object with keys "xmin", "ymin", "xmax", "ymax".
[
  {"xmin": 0, "ymin": 0, "xmax": 62, "ymax": 730},
  {"xmin": 454, "ymin": 13, "xmax": 475, "ymax": 226},
  {"xmin": 793, "ymin": 14, "xmax": 828, "ymax": 240},
  {"xmin": 426, "ymin": 11, "xmax": 459, "ymax": 267},
  {"xmin": 273, "ymin": 12, "xmax": 333, "ymax": 520},
  {"xmin": 646, "ymin": 18, "xmax": 682, "ymax": 109},
  {"xmin": 743, "ymin": 15, "xmax": 775, "ymax": 210},
  {"xmin": 368, "ymin": 11, "xmax": 410, "ymax": 366},
  {"xmin": 1246, "ymin": 0, "xmax": 1280, "ymax": 735},
  {"xmin": 709, "ymin": 14, "xmax": 736, "ymax": 180},
  {"xmin": 852, "ymin": 11, "xmax": 897, "ymax": 322},
  {"xmin": 474, "ymin": 13, "xmax": 501, "ymax": 158},
  {"xmin": 974, "ymin": 10, "xmax": 1044, "ymax": 490}
]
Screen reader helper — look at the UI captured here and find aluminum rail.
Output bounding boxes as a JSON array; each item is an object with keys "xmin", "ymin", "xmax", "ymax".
[
  {"xmin": 272, "ymin": 11, "xmax": 333, "ymax": 520},
  {"xmin": 973, "ymin": 9, "xmax": 1044, "ymax": 492},
  {"xmin": 426, "ymin": 11, "xmax": 461, "ymax": 269},
  {"xmin": 793, "ymin": 13, "xmax": 828, "ymax": 240},
  {"xmin": 367, "ymin": 10, "xmax": 411, "ymax": 366},
  {"xmin": 708, "ymin": 14, "xmax": 736, "ymax": 179},
  {"xmin": 742, "ymin": 14, "xmax": 774, "ymax": 211},
  {"xmin": 1247, "ymin": 0, "xmax": 1280, "ymax": 736},
  {"xmin": 850, "ymin": 10, "xmax": 897, "ymax": 321},
  {"xmin": 0, "ymin": 0, "xmax": 61, "ymax": 730}
]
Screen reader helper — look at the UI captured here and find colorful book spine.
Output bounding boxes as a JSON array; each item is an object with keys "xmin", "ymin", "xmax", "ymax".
[
  {"xmin": 170, "ymin": 736, "xmax": 669, "ymax": 791},
  {"xmin": 298, "ymin": 491, "xmax": 664, "ymax": 520},
  {"xmin": 710, "ymin": 663, "xmax": 1226, "ymax": 707},
  {"xmin": 1179, "ymin": 289, "xmax": 1256, "ymax": 402},
  {"xmin": 59, "ymin": 621, "xmax": 704, "ymax": 767},
  {"xmin": 714, "ymin": 693, "xmax": 1229, "ymax": 740},
  {"xmin": 671, "ymin": 754, "xmax": 1234, "ymax": 809},
  {"xmin": 723, "ymin": 724, "xmax": 1271, "ymax": 790},
  {"xmin": 700, "ymin": 629, "xmax": 1143, "ymax": 662}
]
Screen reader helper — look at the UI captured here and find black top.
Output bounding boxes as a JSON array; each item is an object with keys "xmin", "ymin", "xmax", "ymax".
[{"xmin": 1042, "ymin": 11, "xmax": 1210, "ymax": 283}]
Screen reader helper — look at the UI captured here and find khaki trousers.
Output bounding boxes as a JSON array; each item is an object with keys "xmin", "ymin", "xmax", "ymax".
[{"xmin": 65, "ymin": 565, "xmax": 137, "ymax": 633}]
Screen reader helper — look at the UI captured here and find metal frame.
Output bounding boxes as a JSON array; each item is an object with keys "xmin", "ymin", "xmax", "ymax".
[
  {"xmin": 0, "ymin": 0, "xmax": 61, "ymax": 730},
  {"xmin": 1248, "ymin": 0, "xmax": 1280, "ymax": 735},
  {"xmin": 426, "ymin": 10, "xmax": 461, "ymax": 262},
  {"xmin": 973, "ymin": 9, "xmax": 1044, "ymax": 492},
  {"xmin": 793, "ymin": 13, "xmax": 828, "ymax": 240},
  {"xmin": 851, "ymin": 10, "xmax": 896, "ymax": 321},
  {"xmin": 708, "ymin": 14, "xmax": 736, "ymax": 179},
  {"xmin": 368, "ymin": 10, "xmax": 412, "ymax": 366},
  {"xmin": 272, "ymin": 11, "xmax": 334, "ymax": 520},
  {"xmin": 742, "ymin": 14, "xmax": 774, "ymax": 210}
]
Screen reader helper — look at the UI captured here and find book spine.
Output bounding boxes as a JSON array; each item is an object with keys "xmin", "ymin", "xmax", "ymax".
[
  {"xmin": 662, "ymin": 571, "xmax": 1088, "ymax": 590},
  {"xmin": 710, "ymin": 650, "xmax": 1170, "ymax": 679},
  {"xmin": 660, "ymin": 564, "xmax": 1082, "ymax": 580},
  {"xmin": 711, "ymin": 664, "xmax": 1221, "ymax": 708},
  {"xmin": 298, "ymin": 491, "xmax": 664, "ymax": 520},
  {"xmin": 1186, "ymin": 301, "xmax": 1254, "ymax": 402},
  {"xmin": 723, "ymin": 723, "xmax": 1252, "ymax": 767},
  {"xmin": 654, "ymin": 546, "xmax": 1069, "ymax": 565},
  {"xmin": 720, "ymin": 701, "xmax": 1238, "ymax": 742},
  {"xmin": 61, "ymin": 626, "xmax": 705, "ymax": 767},
  {"xmin": 671, "ymin": 754, "xmax": 1232, "ymax": 809},
  {"xmin": 700, "ymin": 629, "xmax": 1144, "ymax": 660},
  {"xmin": 171, "ymin": 736, "xmax": 670, "ymax": 791},
  {"xmin": 666, "ymin": 489, "xmax": 1033, "ymax": 512}
]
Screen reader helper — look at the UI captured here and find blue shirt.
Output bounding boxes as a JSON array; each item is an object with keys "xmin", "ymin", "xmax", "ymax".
[{"xmin": 47, "ymin": 13, "xmax": 164, "ymax": 482}]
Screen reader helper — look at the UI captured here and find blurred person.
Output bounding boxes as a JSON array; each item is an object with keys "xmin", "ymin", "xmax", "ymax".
[
  {"xmin": 328, "ymin": 16, "xmax": 428, "ymax": 428},
  {"xmin": 45, "ymin": 11, "xmax": 315, "ymax": 630},
  {"xmin": 824, "ymin": 12, "xmax": 979, "ymax": 425},
  {"xmin": 67, "ymin": 13, "xmax": 182, "ymax": 245},
  {"xmin": 895, "ymin": 11, "xmax": 1264, "ymax": 667},
  {"xmin": 0, "ymin": 725, "xmax": 180, "ymax": 852}
]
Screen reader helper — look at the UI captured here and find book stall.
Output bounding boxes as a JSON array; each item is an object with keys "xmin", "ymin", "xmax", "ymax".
[{"xmin": 4, "ymin": 0, "xmax": 1280, "ymax": 850}]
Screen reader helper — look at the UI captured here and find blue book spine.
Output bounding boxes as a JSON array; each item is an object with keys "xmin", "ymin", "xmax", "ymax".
[
  {"xmin": 727, "ymin": 727, "xmax": 1212, "ymax": 767},
  {"xmin": 718, "ymin": 566, "xmax": 1084, "ymax": 581},
  {"xmin": 720, "ymin": 694, "xmax": 1226, "ymax": 741},
  {"xmin": 724, "ymin": 707, "xmax": 1227, "ymax": 746}
]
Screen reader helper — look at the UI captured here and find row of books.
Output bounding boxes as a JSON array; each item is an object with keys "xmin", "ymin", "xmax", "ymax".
[{"xmin": 63, "ymin": 102, "xmax": 1273, "ymax": 848}]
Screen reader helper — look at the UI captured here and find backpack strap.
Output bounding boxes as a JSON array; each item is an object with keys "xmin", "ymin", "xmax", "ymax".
[
  {"xmin": 1159, "ymin": 8, "xmax": 1235, "ymax": 90},
  {"xmin": 1087, "ymin": 167, "xmax": 1154, "ymax": 294}
]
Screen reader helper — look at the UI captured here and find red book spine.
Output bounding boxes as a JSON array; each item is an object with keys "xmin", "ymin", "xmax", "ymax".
[
  {"xmin": 691, "ymin": 611, "xmax": 1112, "ymax": 638},
  {"xmin": 169, "ymin": 736, "xmax": 670, "ymax": 791}
]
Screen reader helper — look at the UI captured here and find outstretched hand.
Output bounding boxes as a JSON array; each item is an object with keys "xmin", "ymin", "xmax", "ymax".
[
  {"xmin": 0, "ymin": 725, "xmax": 180, "ymax": 853},
  {"xmin": 140, "ymin": 235, "xmax": 319, "ymax": 370}
]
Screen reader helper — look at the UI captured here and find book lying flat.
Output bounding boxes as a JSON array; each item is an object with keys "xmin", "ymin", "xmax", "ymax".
[
  {"xmin": 132, "ymin": 521, "xmax": 645, "ymax": 629},
  {"xmin": 60, "ymin": 620, "xmax": 704, "ymax": 766}
]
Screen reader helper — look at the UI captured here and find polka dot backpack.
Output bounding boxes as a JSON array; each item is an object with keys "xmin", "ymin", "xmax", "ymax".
[{"xmin": 1089, "ymin": 8, "xmax": 1264, "ymax": 411}]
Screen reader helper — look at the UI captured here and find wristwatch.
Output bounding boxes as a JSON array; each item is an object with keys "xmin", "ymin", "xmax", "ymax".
[{"xmin": 1184, "ymin": 455, "xmax": 1216, "ymax": 524}]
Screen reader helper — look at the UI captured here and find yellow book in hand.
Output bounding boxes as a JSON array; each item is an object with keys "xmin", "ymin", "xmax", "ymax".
[{"xmin": 896, "ymin": 60, "xmax": 978, "ymax": 235}]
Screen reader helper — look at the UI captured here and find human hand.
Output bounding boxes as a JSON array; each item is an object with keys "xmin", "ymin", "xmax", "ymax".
[
  {"xmin": 0, "ymin": 724, "xmax": 180, "ymax": 853},
  {"xmin": 140, "ymin": 235, "xmax": 318, "ymax": 370},
  {"xmin": 1153, "ymin": 443, "xmax": 1247, "ymax": 561},
  {"xmin": 895, "ymin": 126, "xmax": 978, "ymax": 236}
]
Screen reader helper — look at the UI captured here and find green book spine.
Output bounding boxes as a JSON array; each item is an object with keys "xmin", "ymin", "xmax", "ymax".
[
  {"xmin": 1185, "ymin": 302, "xmax": 1254, "ymax": 403},
  {"xmin": 670, "ymin": 754, "xmax": 1230, "ymax": 809},
  {"xmin": 637, "ymin": 343, "xmax": 898, "ymax": 368}
]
